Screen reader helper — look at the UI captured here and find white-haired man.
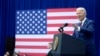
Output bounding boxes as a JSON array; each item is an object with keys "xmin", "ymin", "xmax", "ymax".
[{"xmin": 73, "ymin": 7, "xmax": 97, "ymax": 56}]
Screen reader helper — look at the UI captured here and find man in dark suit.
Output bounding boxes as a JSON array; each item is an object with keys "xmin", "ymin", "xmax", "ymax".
[{"xmin": 72, "ymin": 7, "xmax": 97, "ymax": 56}]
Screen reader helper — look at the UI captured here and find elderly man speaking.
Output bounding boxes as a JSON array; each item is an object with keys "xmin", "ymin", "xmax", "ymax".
[{"xmin": 72, "ymin": 7, "xmax": 97, "ymax": 56}]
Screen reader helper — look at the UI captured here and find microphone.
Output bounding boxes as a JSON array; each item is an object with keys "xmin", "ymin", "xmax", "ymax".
[{"xmin": 58, "ymin": 23, "xmax": 68, "ymax": 33}]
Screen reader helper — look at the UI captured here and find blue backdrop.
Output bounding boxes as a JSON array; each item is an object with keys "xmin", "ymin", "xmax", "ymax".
[{"xmin": 0, "ymin": 0, "xmax": 100, "ymax": 56}]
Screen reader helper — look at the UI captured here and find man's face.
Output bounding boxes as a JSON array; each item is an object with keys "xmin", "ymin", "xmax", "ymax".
[{"xmin": 76, "ymin": 10, "xmax": 86, "ymax": 21}]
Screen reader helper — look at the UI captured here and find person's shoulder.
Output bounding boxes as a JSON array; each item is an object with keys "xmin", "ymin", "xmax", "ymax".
[{"xmin": 87, "ymin": 19, "xmax": 94, "ymax": 23}]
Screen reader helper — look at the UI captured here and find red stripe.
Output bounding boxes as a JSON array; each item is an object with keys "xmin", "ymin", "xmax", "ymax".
[
  {"xmin": 47, "ymin": 8, "xmax": 76, "ymax": 12},
  {"xmin": 47, "ymin": 31, "xmax": 73, "ymax": 34},
  {"xmin": 47, "ymin": 23, "xmax": 73, "ymax": 27},
  {"xmin": 16, "ymin": 46, "xmax": 48, "ymax": 49},
  {"xmin": 47, "ymin": 16, "xmax": 77, "ymax": 20},
  {"xmin": 19, "ymin": 53, "xmax": 47, "ymax": 56},
  {"xmin": 16, "ymin": 39, "xmax": 53, "ymax": 42}
]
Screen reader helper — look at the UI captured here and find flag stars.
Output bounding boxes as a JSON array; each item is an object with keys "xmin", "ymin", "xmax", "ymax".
[
  {"xmin": 17, "ymin": 11, "xmax": 20, "ymax": 14},
  {"xmin": 27, "ymin": 16, "xmax": 29, "ymax": 18},
  {"xmin": 35, "ymin": 24, "xmax": 37, "ymax": 26},
  {"xmin": 24, "ymin": 24, "xmax": 27, "ymax": 26},
  {"xmin": 35, "ymin": 29, "xmax": 37, "ymax": 31},
  {"xmin": 27, "ymin": 11, "xmax": 30, "ymax": 14},
  {"xmin": 27, "ymin": 26, "xmax": 29, "ymax": 29},
  {"xmin": 37, "ymin": 26, "xmax": 40, "ymax": 28},
  {"xmin": 32, "ymin": 21, "xmax": 35, "ymax": 24},
  {"xmin": 22, "ymin": 26, "xmax": 24, "ymax": 29},
  {"xmin": 40, "ymin": 13, "xmax": 43, "ymax": 16},
  {"xmin": 43, "ymin": 31, "xmax": 46, "ymax": 34},
  {"xmin": 43, "ymin": 21, "xmax": 46, "ymax": 23},
  {"xmin": 22, "ymin": 16, "xmax": 24, "ymax": 19},
  {"xmin": 35, "ymin": 13, "xmax": 38, "ymax": 16},
  {"xmin": 16, "ymin": 10, "xmax": 46, "ymax": 34},
  {"xmin": 19, "ymin": 29, "xmax": 22, "ymax": 31},
  {"xmin": 25, "ymin": 19, "xmax": 27, "ymax": 21},
  {"xmin": 32, "ymin": 26, "xmax": 34, "ymax": 28},
  {"xmin": 22, "ymin": 21, "xmax": 24, "ymax": 24},
  {"xmin": 38, "ymin": 31, "xmax": 40, "ymax": 34},
  {"xmin": 17, "ymin": 31, "xmax": 19, "ymax": 34},
  {"xmin": 32, "ymin": 31, "xmax": 35, "ymax": 34},
  {"xmin": 43, "ymin": 16, "xmax": 46, "ymax": 18},
  {"xmin": 27, "ymin": 31, "xmax": 29, "ymax": 34},
  {"xmin": 40, "ymin": 28, "xmax": 43, "ymax": 31},
  {"xmin": 32, "ymin": 16, "xmax": 35, "ymax": 18},
  {"xmin": 30, "ymin": 14, "xmax": 32, "ymax": 16},
  {"xmin": 30, "ymin": 19, "xmax": 32, "ymax": 21},
  {"xmin": 19, "ymin": 24, "xmax": 22, "ymax": 26},
  {"xmin": 17, "ymin": 21, "xmax": 19, "ymax": 24},
  {"xmin": 38, "ymin": 11, "xmax": 41, "ymax": 13},
  {"xmin": 38, "ymin": 21, "xmax": 40, "ymax": 23},
  {"xmin": 19, "ymin": 19, "xmax": 22, "ymax": 21},
  {"xmin": 17, "ymin": 26, "xmax": 19, "ymax": 29},
  {"xmin": 20, "ymin": 14, "xmax": 22, "ymax": 16},
  {"xmin": 43, "ymin": 10, "xmax": 46, "ymax": 13},
  {"xmin": 27, "ymin": 21, "xmax": 29, "ymax": 24},
  {"xmin": 17, "ymin": 16, "xmax": 19, "ymax": 19},
  {"xmin": 40, "ymin": 23, "xmax": 43, "ymax": 26},
  {"xmin": 38, "ymin": 16, "xmax": 40, "ymax": 18},
  {"xmin": 25, "ymin": 14, "xmax": 27, "ymax": 16},
  {"xmin": 35, "ymin": 19, "xmax": 38, "ymax": 21},
  {"xmin": 22, "ymin": 11, "xmax": 25, "ymax": 14},
  {"xmin": 40, "ymin": 18, "xmax": 43, "ymax": 21},
  {"xmin": 29, "ymin": 29, "xmax": 32, "ymax": 31},
  {"xmin": 32, "ymin": 11, "xmax": 35, "ymax": 13},
  {"xmin": 22, "ymin": 31, "xmax": 24, "ymax": 34},
  {"xmin": 30, "ymin": 24, "xmax": 32, "ymax": 26},
  {"xmin": 25, "ymin": 29, "xmax": 27, "ymax": 31}
]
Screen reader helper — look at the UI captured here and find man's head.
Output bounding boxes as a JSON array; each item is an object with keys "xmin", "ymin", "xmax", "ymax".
[{"xmin": 76, "ymin": 7, "xmax": 87, "ymax": 21}]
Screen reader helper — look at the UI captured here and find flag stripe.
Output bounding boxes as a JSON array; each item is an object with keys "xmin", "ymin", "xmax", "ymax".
[
  {"xmin": 47, "ymin": 24, "xmax": 73, "ymax": 27},
  {"xmin": 47, "ymin": 19, "xmax": 79, "ymax": 24},
  {"xmin": 15, "ymin": 48, "xmax": 50, "ymax": 53},
  {"xmin": 47, "ymin": 12, "xmax": 76, "ymax": 16},
  {"xmin": 47, "ymin": 16, "xmax": 77, "ymax": 20},
  {"xmin": 16, "ymin": 46, "xmax": 48, "ymax": 49},
  {"xmin": 19, "ymin": 53, "xmax": 47, "ymax": 56},
  {"xmin": 16, "ymin": 42, "xmax": 51, "ymax": 46},
  {"xmin": 47, "ymin": 8, "xmax": 76, "ymax": 12},
  {"xmin": 47, "ymin": 31, "xmax": 73, "ymax": 34},
  {"xmin": 47, "ymin": 27, "xmax": 74, "ymax": 31},
  {"xmin": 16, "ymin": 39, "xmax": 53, "ymax": 42}
]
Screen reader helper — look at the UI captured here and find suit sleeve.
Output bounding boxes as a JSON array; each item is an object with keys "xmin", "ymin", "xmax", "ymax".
[
  {"xmin": 72, "ymin": 30, "xmax": 75, "ymax": 37},
  {"xmin": 80, "ymin": 20, "xmax": 94, "ymax": 35}
]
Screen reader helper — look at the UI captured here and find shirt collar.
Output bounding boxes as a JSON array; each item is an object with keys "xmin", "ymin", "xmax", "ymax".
[{"xmin": 80, "ymin": 17, "xmax": 87, "ymax": 26}]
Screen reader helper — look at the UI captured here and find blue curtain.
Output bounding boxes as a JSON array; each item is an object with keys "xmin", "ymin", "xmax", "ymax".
[{"xmin": 0, "ymin": 0, "xmax": 99, "ymax": 56}]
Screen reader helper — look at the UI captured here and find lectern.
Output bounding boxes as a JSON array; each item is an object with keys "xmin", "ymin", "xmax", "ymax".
[{"xmin": 51, "ymin": 33, "xmax": 86, "ymax": 56}]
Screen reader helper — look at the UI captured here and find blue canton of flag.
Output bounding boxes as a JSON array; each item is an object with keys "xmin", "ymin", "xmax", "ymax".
[{"xmin": 16, "ymin": 10, "xmax": 47, "ymax": 34}]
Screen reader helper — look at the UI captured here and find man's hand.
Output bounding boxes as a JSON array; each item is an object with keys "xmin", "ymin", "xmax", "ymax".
[{"xmin": 72, "ymin": 24, "xmax": 78, "ymax": 29}]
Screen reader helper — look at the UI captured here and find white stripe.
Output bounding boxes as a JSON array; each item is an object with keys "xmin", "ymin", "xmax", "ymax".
[
  {"xmin": 15, "ymin": 48, "xmax": 50, "ymax": 53},
  {"xmin": 15, "ymin": 34, "xmax": 73, "ymax": 39},
  {"xmin": 15, "ymin": 42, "xmax": 52, "ymax": 46},
  {"xmin": 47, "ymin": 27, "xmax": 74, "ymax": 31},
  {"xmin": 15, "ymin": 34, "xmax": 54, "ymax": 39},
  {"xmin": 47, "ymin": 19, "xmax": 79, "ymax": 24},
  {"xmin": 47, "ymin": 12, "xmax": 76, "ymax": 16}
]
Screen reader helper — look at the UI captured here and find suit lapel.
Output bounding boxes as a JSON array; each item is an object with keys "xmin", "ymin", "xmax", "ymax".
[{"xmin": 82, "ymin": 19, "xmax": 88, "ymax": 27}]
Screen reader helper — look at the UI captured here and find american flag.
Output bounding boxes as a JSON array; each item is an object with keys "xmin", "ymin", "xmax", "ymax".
[{"xmin": 15, "ymin": 8, "xmax": 79, "ymax": 56}]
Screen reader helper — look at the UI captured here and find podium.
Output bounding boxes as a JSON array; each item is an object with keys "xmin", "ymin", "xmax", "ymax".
[{"xmin": 51, "ymin": 33, "xmax": 86, "ymax": 56}]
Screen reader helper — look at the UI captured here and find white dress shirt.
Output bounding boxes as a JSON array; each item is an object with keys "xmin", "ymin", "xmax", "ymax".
[{"xmin": 77, "ymin": 17, "xmax": 87, "ymax": 31}]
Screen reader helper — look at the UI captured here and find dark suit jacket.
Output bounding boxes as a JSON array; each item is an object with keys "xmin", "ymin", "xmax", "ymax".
[{"xmin": 73, "ymin": 19, "xmax": 97, "ymax": 56}]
